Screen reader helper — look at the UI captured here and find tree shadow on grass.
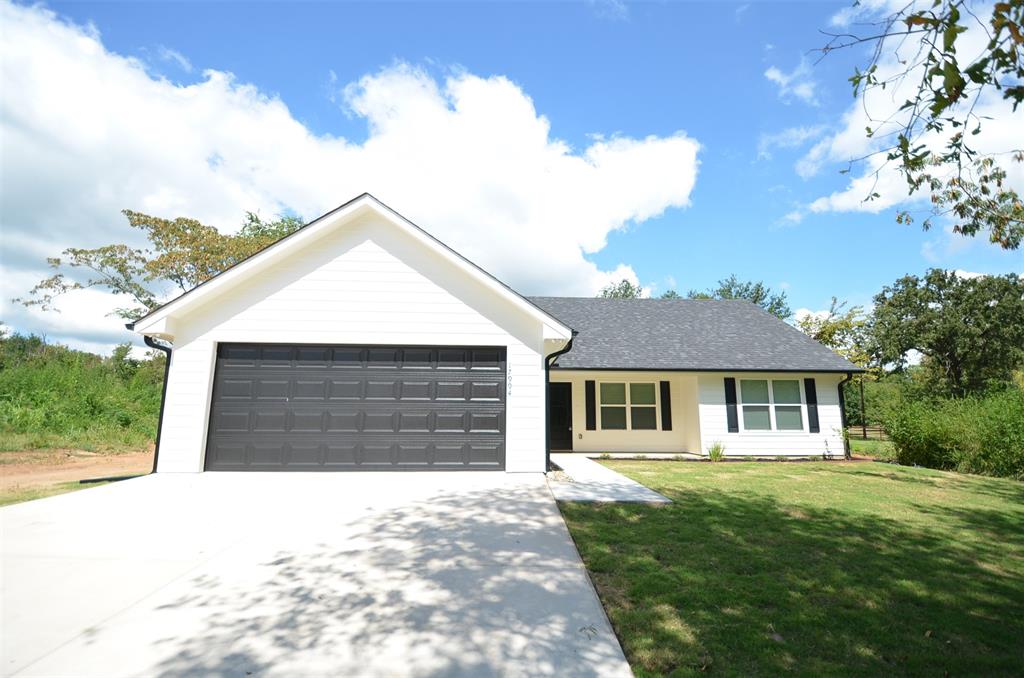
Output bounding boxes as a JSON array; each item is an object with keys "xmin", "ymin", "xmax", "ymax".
[
  {"xmin": 138, "ymin": 479, "xmax": 629, "ymax": 677},
  {"xmin": 839, "ymin": 464, "xmax": 1024, "ymax": 503},
  {"xmin": 561, "ymin": 480, "xmax": 1024, "ymax": 677}
]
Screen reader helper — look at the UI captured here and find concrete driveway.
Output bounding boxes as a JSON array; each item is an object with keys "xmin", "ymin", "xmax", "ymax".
[{"xmin": 1, "ymin": 472, "xmax": 630, "ymax": 677}]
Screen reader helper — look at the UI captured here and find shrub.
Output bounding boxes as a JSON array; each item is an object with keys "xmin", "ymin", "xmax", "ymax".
[
  {"xmin": 707, "ymin": 441, "xmax": 726, "ymax": 462},
  {"xmin": 0, "ymin": 332, "xmax": 164, "ymax": 451},
  {"xmin": 884, "ymin": 388, "xmax": 1024, "ymax": 479}
]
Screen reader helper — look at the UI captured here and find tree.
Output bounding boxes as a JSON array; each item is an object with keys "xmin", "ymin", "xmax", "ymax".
[
  {"xmin": 819, "ymin": 1, "xmax": 1024, "ymax": 249},
  {"xmin": 795, "ymin": 297, "xmax": 871, "ymax": 368},
  {"xmin": 598, "ymin": 279, "xmax": 644, "ymax": 299},
  {"xmin": 867, "ymin": 269, "xmax": 1024, "ymax": 396},
  {"xmin": 17, "ymin": 210, "xmax": 303, "ymax": 320},
  {"xmin": 687, "ymin": 274, "xmax": 792, "ymax": 319},
  {"xmin": 660, "ymin": 290, "xmax": 682, "ymax": 299}
]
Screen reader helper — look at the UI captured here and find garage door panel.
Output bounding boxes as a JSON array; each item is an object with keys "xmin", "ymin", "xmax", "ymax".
[
  {"xmin": 328, "ymin": 380, "xmax": 363, "ymax": 399},
  {"xmin": 365, "ymin": 381, "xmax": 398, "ymax": 399},
  {"xmin": 287, "ymin": 443, "xmax": 322, "ymax": 466},
  {"xmin": 214, "ymin": 411, "xmax": 250, "ymax": 434},
  {"xmin": 253, "ymin": 410, "xmax": 288, "ymax": 433},
  {"xmin": 294, "ymin": 380, "xmax": 327, "ymax": 400},
  {"xmin": 325, "ymin": 411, "xmax": 361, "ymax": 432},
  {"xmin": 206, "ymin": 344, "xmax": 505, "ymax": 471},
  {"xmin": 208, "ymin": 441, "xmax": 247, "ymax": 467},
  {"xmin": 252, "ymin": 442, "xmax": 287, "ymax": 465},
  {"xmin": 400, "ymin": 381, "xmax": 431, "ymax": 400},
  {"xmin": 255, "ymin": 380, "xmax": 290, "ymax": 400},
  {"xmin": 324, "ymin": 443, "xmax": 358, "ymax": 466}
]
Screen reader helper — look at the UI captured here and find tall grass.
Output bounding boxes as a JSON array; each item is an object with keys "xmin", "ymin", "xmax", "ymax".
[
  {"xmin": 0, "ymin": 332, "xmax": 163, "ymax": 452},
  {"xmin": 885, "ymin": 387, "xmax": 1024, "ymax": 480}
]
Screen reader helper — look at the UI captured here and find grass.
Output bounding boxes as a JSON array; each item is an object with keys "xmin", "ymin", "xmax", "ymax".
[
  {"xmin": 560, "ymin": 461, "xmax": 1024, "ymax": 677},
  {"xmin": 0, "ymin": 480, "xmax": 113, "ymax": 507},
  {"xmin": 849, "ymin": 437, "xmax": 895, "ymax": 459}
]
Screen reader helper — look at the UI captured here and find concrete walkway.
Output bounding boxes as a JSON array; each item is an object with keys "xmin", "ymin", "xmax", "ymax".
[
  {"xmin": 2, "ymin": 472, "xmax": 631, "ymax": 678},
  {"xmin": 548, "ymin": 454, "xmax": 672, "ymax": 504}
]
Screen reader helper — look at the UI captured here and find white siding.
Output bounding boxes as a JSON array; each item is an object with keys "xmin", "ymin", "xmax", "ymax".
[
  {"xmin": 697, "ymin": 372, "xmax": 846, "ymax": 457},
  {"xmin": 157, "ymin": 212, "xmax": 549, "ymax": 473},
  {"xmin": 549, "ymin": 371, "xmax": 702, "ymax": 453}
]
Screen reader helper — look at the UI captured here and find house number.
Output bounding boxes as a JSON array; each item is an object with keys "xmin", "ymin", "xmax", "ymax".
[{"xmin": 507, "ymin": 364, "xmax": 512, "ymax": 396}]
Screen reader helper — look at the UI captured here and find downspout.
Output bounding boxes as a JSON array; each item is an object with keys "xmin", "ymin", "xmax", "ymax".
[
  {"xmin": 128, "ymin": 322, "xmax": 172, "ymax": 475},
  {"xmin": 838, "ymin": 371, "xmax": 854, "ymax": 459},
  {"xmin": 543, "ymin": 330, "xmax": 577, "ymax": 472}
]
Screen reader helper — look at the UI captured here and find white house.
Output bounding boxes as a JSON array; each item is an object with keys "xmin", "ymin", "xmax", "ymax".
[{"xmin": 129, "ymin": 194, "xmax": 860, "ymax": 473}]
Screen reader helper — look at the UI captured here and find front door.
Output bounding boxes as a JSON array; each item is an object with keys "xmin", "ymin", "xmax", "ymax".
[{"xmin": 548, "ymin": 382, "xmax": 573, "ymax": 451}]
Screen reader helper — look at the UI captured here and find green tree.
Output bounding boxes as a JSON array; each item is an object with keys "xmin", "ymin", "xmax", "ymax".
[
  {"xmin": 795, "ymin": 297, "xmax": 871, "ymax": 368},
  {"xmin": 660, "ymin": 290, "xmax": 682, "ymax": 299},
  {"xmin": 867, "ymin": 269, "xmax": 1024, "ymax": 396},
  {"xmin": 598, "ymin": 279, "xmax": 644, "ymax": 299},
  {"xmin": 819, "ymin": 1, "xmax": 1024, "ymax": 248},
  {"xmin": 17, "ymin": 210, "xmax": 304, "ymax": 320},
  {"xmin": 688, "ymin": 274, "xmax": 792, "ymax": 319}
]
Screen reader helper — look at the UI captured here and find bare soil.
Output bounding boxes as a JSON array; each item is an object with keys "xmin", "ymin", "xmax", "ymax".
[{"xmin": 1, "ymin": 448, "xmax": 153, "ymax": 495}]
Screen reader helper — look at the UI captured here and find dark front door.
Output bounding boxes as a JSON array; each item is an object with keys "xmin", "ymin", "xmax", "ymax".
[
  {"xmin": 204, "ymin": 343, "xmax": 506, "ymax": 471},
  {"xmin": 548, "ymin": 382, "xmax": 573, "ymax": 451}
]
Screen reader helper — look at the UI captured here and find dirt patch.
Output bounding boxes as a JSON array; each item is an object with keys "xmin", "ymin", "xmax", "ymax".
[{"xmin": 1, "ymin": 449, "xmax": 153, "ymax": 495}]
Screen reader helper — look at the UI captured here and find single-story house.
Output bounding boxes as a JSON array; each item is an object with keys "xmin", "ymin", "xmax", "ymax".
[{"xmin": 128, "ymin": 194, "xmax": 861, "ymax": 473}]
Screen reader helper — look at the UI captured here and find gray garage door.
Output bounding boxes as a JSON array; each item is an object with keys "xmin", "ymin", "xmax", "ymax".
[{"xmin": 205, "ymin": 344, "xmax": 506, "ymax": 471}]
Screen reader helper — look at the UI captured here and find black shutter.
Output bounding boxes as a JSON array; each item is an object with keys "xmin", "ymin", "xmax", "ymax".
[
  {"xmin": 804, "ymin": 378, "xmax": 820, "ymax": 433},
  {"xmin": 585, "ymin": 380, "xmax": 596, "ymax": 430},
  {"xmin": 659, "ymin": 381, "xmax": 672, "ymax": 431},
  {"xmin": 724, "ymin": 377, "xmax": 739, "ymax": 433}
]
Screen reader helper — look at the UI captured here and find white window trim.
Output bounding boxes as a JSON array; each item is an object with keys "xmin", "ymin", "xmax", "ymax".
[
  {"xmin": 738, "ymin": 378, "xmax": 807, "ymax": 434},
  {"xmin": 598, "ymin": 381, "xmax": 660, "ymax": 432}
]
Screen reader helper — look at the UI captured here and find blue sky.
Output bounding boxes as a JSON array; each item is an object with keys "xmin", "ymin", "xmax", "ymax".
[{"xmin": 1, "ymin": 0, "xmax": 1021, "ymax": 353}]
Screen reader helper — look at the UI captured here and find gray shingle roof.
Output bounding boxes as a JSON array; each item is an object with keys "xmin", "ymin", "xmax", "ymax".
[{"xmin": 528, "ymin": 297, "xmax": 861, "ymax": 372}]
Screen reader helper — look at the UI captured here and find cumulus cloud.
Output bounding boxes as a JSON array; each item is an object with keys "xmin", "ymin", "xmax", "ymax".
[
  {"xmin": 0, "ymin": 1, "xmax": 700, "ymax": 353},
  {"xmin": 797, "ymin": 1, "xmax": 1023, "ymax": 219},
  {"xmin": 764, "ymin": 58, "xmax": 819, "ymax": 106}
]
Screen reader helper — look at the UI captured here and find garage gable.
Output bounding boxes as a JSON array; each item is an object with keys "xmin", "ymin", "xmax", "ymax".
[{"xmin": 130, "ymin": 194, "xmax": 572, "ymax": 343}]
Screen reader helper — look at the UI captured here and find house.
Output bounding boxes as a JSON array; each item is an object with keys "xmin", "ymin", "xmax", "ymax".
[{"xmin": 128, "ymin": 194, "xmax": 861, "ymax": 473}]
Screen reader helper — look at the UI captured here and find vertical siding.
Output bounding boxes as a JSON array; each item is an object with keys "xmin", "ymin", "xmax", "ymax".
[
  {"xmin": 549, "ymin": 370, "xmax": 700, "ymax": 453},
  {"xmin": 696, "ymin": 372, "xmax": 846, "ymax": 457},
  {"xmin": 156, "ymin": 214, "xmax": 548, "ymax": 473}
]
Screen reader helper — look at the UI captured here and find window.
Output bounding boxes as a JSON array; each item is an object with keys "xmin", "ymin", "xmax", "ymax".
[
  {"xmin": 600, "ymin": 382, "xmax": 658, "ymax": 431},
  {"xmin": 630, "ymin": 383, "xmax": 657, "ymax": 430},
  {"xmin": 739, "ymin": 379, "xmax": 804, "ymax": 432},
  {"xmin": 772, "ymin": 380, "xmax": 804, "ymax": 430},
  {"xmin": 600, "ymin": 383, "xmax": 626, "ymax": 430}
]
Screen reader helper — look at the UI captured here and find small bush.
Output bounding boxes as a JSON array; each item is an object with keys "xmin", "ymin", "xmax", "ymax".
[
  {"xmin": 707, "ymin": 441, "xmax": 726, "ymax": 462},
  {"xmin": 884, "ymin": 388, "xmax": 1024, "ymax": 479}
]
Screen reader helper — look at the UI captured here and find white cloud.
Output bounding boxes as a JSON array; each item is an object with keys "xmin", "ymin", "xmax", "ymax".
[
  {"xmin": 587, "ymin": 0, "xmax": 629, "ymax": 21},
  {"xmin": 793, "ymin": 307, "xmax": 830, "ymax": 323},
  {"xmin": 764, "ymin": 58, "xmax": 819, "ymax": 106},
  {"xmin": 757, "ymin": 124, "xmax": 828, "ymax": 160},
  {"xmin": 0, "ymin": 1, "xmax": 700, "ymax": 352},
  {"xmin": 797, "ymin": 1, "xmax": 1024, "ymax": 218},
  {"xmin": 156, "ymin": 45, "xmax": 192, "ymax": 73},
  {"xmin": 780, "ymin": 210, "xmax": 804, "ymax": 225}
]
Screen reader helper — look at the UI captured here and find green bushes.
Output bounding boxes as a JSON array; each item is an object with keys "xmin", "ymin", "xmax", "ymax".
[
  {"xmin": 885, "ymin": 387, "xmax": 1024, "ymax": 480},
  {"xmin": 0, "ymin": 332, "xmax": 164, "ymax": 451}
]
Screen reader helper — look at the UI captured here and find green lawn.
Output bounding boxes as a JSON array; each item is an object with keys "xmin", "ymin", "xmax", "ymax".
[
  {"xmin": 848, "ymin": 437, "xmax": 895, "ymax": 459},
  {"xmin": 560, "ymin": 461, "xmax": 1024, "ymax": 677}
]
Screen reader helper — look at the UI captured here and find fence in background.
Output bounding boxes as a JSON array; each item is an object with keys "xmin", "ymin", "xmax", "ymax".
[{"xmin": 846, "ymin": 425, "xmax": 888, "ymax": 441}]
